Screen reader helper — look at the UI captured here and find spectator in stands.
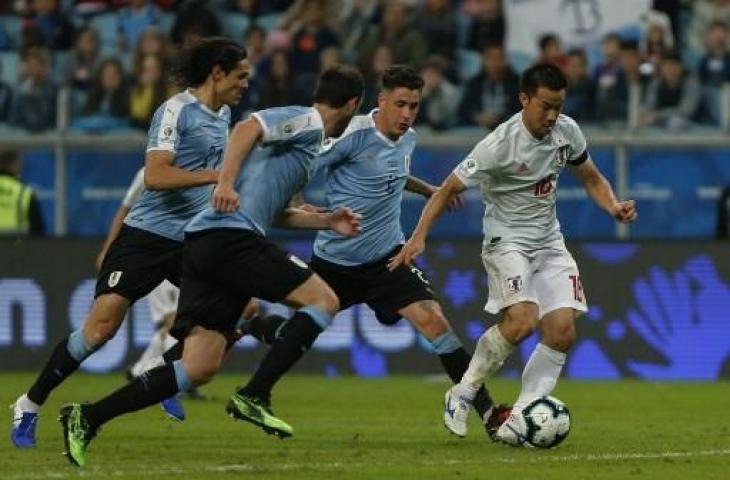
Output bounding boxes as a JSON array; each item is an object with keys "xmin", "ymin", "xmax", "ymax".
[
  {"xmin": 0, "ymin": 63, "xmax": 12, "ymax": 122},
  {"xmin": 116, "ymin": 0, "xmax": 161, "ymax": 53},
  {"xmin": 360, "ymin": 44, "xmax": 394, "ymax": 112},
  {"xmin": 619, "ymin": 39, "xmax": 653, "ymax": 98},
  {"xmin": 641, "ymin": 50, "xmax": 701, "ymax": 130},
  {"xmin": 458, "ymin": 43, "xmax": 520, "ymax": 129},
  {"xmin": 357, "ymin": 2, "xmax": 428, "ymax": 75},
  {"xmin": 0, "ymin": 148, "xmax": 45, "ymax": 236},
  {"xmin": 63, "ymin": 26, "xmax": 101, "ymax": 92},
  {"xmin": 534, "ymin": 33, "xmax": 568, "ymax": 70},
  {"xmin": 689, "ymin": 0, "xmax": 730, "ymax": 54},
  {"xmin": 70, "ymin": 0, "xmax": 111, "ymax": 18},
  {"xmin": 413, "ymin": 0, "xmax": 458, "ymax": 63},
  {"xmin": 131, "ymin": 27, "xmax": 170, "ymax": 72},
  {"xmin": 641, "ymin": 9, "xmax": 675, "ymax": 68},
  {"xmin": 170, "ymin": 0, "xmax": 221, "ymax": 47},
  {"xmin": 698, "ymin": 21, "xmax": 730, "ymax": 125},
  {"xmin": 258, "ymin": 50, "xmax": 296, "ymax": 109},
  {"xmin": 464, "ymin": 0, "xmax": 505, "ymax": 52},
  {"xmin": 563, "ymin": 48, "xmax": 594, "ymax": 122},
  {"xmin": 417, "ymin": 55, "xmax": 460, "ymax": 131},
  {"xmin": 227, "ymin": 0, "xmax": 261, "ymax": 17},
  {"xmin": 129, "ymin": 53, "xmax": 168, "ymax": 129},
  {"xmin": 9, "ymin": 47, "xmax": 56, "ymax": 132},
  {"xmin": 292, "ymin": 46, "xmax": 341, "ymax": 105},
  {"xmin": 592, "ymin": 33, "xmax": 624, "ymax": 120},
  {"xmin": 338, "ymin": 0, "xmax": 378, "ymax": 53},
  {"xmin": 21, "ymin": 0, "xmax": 75, "ymax": 51},
  {"xmin": 72, "ymin": 58, "xmax": 130, "ymax": 132},
  {"xmin": 286, "ymin": 0, "xmax": 339, "ymax": 75}
]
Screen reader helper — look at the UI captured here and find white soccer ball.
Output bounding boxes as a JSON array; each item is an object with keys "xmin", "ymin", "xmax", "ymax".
[{"xmin": 519, "ymin": 396, "xmax": 571, "ymax": 448}]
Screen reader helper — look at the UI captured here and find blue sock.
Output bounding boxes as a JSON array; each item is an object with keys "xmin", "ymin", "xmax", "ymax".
[
  {"xmin": 66, "ymin": 329, "xmax": 95, "ymax": 362},
  {"xmin": 172, "ymin": 360, "xmax": 192, "ymax": 392},
  {"xmin": 431, "ymin": 330, "xmax": 463, "ymax": 354}
]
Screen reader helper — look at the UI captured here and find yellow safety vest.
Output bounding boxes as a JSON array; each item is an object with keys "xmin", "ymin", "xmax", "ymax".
[{"xmin": 0, "ymin": 175, "xmax": 32, "ymax": 234}]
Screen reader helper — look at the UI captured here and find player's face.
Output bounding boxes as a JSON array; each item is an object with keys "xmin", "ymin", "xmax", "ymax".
[
  {"xmin": 519, "ymin": 86, "xmax": 565, "ymax": 139},
  {"xmin": 215, "ymin": 59, "xmax": 251, "ymax": 106},
  {"xmin": 377, "ymin": 87, "xmax": 421, "ymax": 138}
]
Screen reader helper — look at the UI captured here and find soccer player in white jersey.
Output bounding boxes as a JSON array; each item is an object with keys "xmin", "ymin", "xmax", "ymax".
[{"xmin": 390, "ymin": 64, "xmax": 637, "ymax": 442}]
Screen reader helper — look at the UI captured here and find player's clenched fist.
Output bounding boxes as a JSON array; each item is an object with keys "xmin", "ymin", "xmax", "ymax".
[
  {"xmin": 612, "ymin": 199, "xmax": 637, "ymax": 223},
  {"xmin": 212, "ymin": 184, "xmax": 239, "ymax": 212}
]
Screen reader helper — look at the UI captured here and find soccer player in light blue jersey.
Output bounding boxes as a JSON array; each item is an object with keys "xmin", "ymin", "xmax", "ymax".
[
  {"xmin": 57, "ymin": 65, "xmax": 365, "ymax": 466},
  {"xmin": 11, "ymin": 37, "xmax": 250, "ymax": 450},
  {"xmin": 237, "ymin": 65, "xmax": 500, "ymax": 438}
]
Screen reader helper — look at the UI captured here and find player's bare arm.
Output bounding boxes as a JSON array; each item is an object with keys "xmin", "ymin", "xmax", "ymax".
[
  {"xmin": 144, "ymin": 150, "xmax": 218, "ymax": 191},
  {"xmin": 275, "ymin": 206, "xmax": 362, "ymax": 237},
  {"xmin": 212, "ymin": 117, "xmax": 263, "ymax": 213},
  {"xmin": 405, "ymin": 175, "xmax": 463, "ymax": 210},
  {"xmin": 388, "ymin": 173, "xmax": 466, "ymax": 270},
  {"xmin": 571, "ymin": 155, "xmax": 637, "ymax": 223}
]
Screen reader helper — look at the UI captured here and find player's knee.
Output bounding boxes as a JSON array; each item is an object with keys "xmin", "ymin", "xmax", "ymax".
[
  {"xmin": 544, "ymin": 322, "xmax": 576, "ymax": 352},
  {"xmin": 500, "ymin": 313, "xmax": 537, "ymax": 344},
  {"xmin": 185, "ymin": 361, "xmax": 219, "ymax": 386},
  {"xmin": 316, "ymin": 288, "xmax": 340, "ymax": 316},
  {"xmin": 416, "ymin": 310, "xmax": 450, "ymax": 340}
]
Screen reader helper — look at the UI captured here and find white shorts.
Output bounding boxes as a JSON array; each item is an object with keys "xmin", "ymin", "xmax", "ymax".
[
  {"xmin": 482, "ymin": 242, "xmax": 587, "ymax": 319},
  {"xmin": 146, "ymin": 280, "xmax": 179, "ymax": 325}
]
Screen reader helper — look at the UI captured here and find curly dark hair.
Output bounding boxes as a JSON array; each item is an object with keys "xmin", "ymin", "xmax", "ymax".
[{"xmin": 169, "ymin": 36, "xmax": 247, "ymax": 87}]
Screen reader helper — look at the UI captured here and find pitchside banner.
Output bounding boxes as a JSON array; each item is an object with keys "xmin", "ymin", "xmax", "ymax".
[
  {"xmin": 504, "ymin": 0, "xmax": 651, "ymax": 63},
  {"xmin": 1, "ymin": 238, "xmax": 729, "ymax": 380}
]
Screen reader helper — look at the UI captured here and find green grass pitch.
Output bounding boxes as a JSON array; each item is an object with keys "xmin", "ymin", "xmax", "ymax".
[{"xmin": 1, "ymin": 373, "xmax": 728, "ymax": 479}]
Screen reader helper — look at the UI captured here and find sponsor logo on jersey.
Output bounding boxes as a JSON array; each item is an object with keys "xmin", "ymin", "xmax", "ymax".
[
  {"xmin": 555, "ymin": 145, "xmax": 570, "ymax": 168},
  {"xmin": 288, "ymin": 254, "xmax": 308, "ymax": 269},
  {"xmin": 506, "ymin": 275, "xmax": 523, "ymax": 293},
  {"xmin": 108, "ymin": 271, "xmax": 123, "ymax": 287}
]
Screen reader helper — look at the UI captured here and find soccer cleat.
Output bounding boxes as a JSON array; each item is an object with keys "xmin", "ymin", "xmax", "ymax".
[
  {"xmin": 443, "ymin": 386, "xmax": 471, "ymax": 438},
  {"xmin": 485, "ymin": 404, "xmax": 512, "ymax": 441},
  {"xmin": 59, "ymin": 404, "xmax": 97, "ymax": 467},
  {"xmin": 226, "ymin": 392, "xmax": 293, "ymax": 438},
  {"xmin": 160, "ymin": 396, "xmax": 186, "ymax": 421},
  {"xmin": 10, "ymin": 403, "xmax": 38, "ymax": 448},
  {"xmin": 495, "ymin": 412, "xmax": 527, "ymax": 447}
]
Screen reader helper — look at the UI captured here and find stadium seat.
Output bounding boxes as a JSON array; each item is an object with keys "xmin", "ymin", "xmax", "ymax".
[
  {"xmin": 0, "ymin": 15, "xmax": 21, "ymax": 51},
  {"xmin": 221, "ymin": 13, "xmax": 251, "ymax": 41},
  {"xmin": 158, "ymin": 12, "xmax": 175, "ymax": 35},
  {"xmin": 455, "ymin": 12, "xmax": 472, "ymax": 49},
  {"xmin": 455, "ymin": 49, "xmax": 482, "ymax": 82},
  {"xmin": 256, "ymin": 13, "xmax": 283, "ymax": 32},
  {"xmin": 89, "ymin": 12, "xmax": 119, "ymax": 56}
]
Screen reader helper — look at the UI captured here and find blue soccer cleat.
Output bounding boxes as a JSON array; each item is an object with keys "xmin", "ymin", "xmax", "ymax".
[
  {"xmin": 10, "ymin": 403, "xmax": 38, "ymax": 448},
  {"xmin": 160, "ymin": 396, "xmax": 185, "ymax": 421}
]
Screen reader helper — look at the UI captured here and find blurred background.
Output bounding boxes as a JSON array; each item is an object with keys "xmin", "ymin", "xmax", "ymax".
[{"xmin": 1, "ymin": 0, "xmax": 729, "ymax": 381}]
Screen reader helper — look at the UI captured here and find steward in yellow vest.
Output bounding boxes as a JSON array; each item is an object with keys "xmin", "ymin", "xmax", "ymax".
[{"xmin": 0, "ymin": 149, "xmax": 45, "ymax": 235}]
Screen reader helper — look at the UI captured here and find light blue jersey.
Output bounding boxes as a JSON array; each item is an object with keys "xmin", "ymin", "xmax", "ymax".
[
  {"xmin": 313, "ymin": 110, "xmax": 416, "ymax": 266},
  {"xmin": 125, "ymin": 89, "xmax": 230, "ymax": 241},
  {"xmin": 186, "ymin": 106, "xmax": 325, "ymax": 236}
]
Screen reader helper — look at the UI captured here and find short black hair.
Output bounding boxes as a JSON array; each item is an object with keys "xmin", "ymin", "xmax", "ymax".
[
  {"xmin": 660, "ymin": 49, "xmax": 682, "ymax": 64},
  {"xmin": 0, "ymin": 148, "xmax": 19, "ymax": 175},
  {"xmin": 380, "ymin": 64, "xmax": 424, "ymax": 91},
  {"xmin": 313, "ymin": 64, "xmax": 364, "ymax": 107},
  {"xmin": 538, "ymin": 33, "xmax": 560, "ymax": 51},
  {"xmin": 519, "ymin": 63, "xmax": 567, "ymax": 96},
  {"xmin": 170, "ymin": 36, "xmax": 247, "ymax": 87},
  {"xmin": 620, "ymin": 39, "xmax": 640, "ymax": 52}
]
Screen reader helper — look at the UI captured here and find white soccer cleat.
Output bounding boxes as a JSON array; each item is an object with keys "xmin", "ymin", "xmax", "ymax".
[
  {"xmin": 443, "ymin": 386, "xmax": 471, "ymax": 437},
  {"xmin": 495, "ymin": 412, "xmax": 528, "ymax": 447}
]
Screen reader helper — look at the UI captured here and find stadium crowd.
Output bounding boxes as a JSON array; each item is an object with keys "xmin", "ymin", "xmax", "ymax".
[{"xmin": 0, "ymin": 0, "xmax": 727, "ymax": 133}]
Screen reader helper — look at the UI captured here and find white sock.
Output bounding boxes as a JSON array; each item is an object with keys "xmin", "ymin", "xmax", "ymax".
[
  {"xmin": 16, "ymin": 394, "xmax": 39, "ymax": 413},
  {"xmin": 459, "ymin": 325, "xmax": 515, "ymax": 400},
  {"xmin": 513, "ymin": 343, "xmax": 566, "ymax": 412},
  {"xmin": 131, "ymin": 330, "xmax": 176, "ymax": 377}
]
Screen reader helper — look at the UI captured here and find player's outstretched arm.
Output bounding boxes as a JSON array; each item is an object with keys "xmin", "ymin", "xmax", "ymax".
[
  {"xmin": 388, "ymin": 173, "xmax": 466, "ymax": 270},
  {"xmin": 571, "ymin": 157, "xmax": 637, "ymax": 223},
  {"xmin": 405, "ymin": 175, "xmax": 463, "ymax": 210},
  {"xmin": 212, "ymin": 118, "xmax": 263, "ymax": 212},
  {"xmin": 144, "ymin": 150, "xmax": 218, "ymax": 191},
  {"xmin": 275, "ymin": 206, "xmax": 362, "ymax": 237}
]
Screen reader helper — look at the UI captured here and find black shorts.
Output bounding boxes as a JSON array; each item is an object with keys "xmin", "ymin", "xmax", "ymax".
[
  {"xmin": 95, "ymin": 225, "xmax": 183, "ymax": 301},
  {"xmin": 172, "ymin": 228, "xmax": 314, "ymax": 339},
  {"xmin": 309, "ymin": 246, "xmax": 435, "ymax": 325}
]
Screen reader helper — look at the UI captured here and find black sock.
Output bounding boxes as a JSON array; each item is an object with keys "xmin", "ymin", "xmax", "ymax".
[
  {"xmin": 241, "ymin": 311, "xmax": 322, "ymax": 399},
  {"xmin": 84, "ymin": 364, "xmax": 179, "ymax": 430},
  {"xmin": 438, "ymin": 347, "xmax": 493, "ymax": 419},
  {"xmin": 27, "ymin": 337, "xmax": 81, "ymax": 405},
  {"xmin": 249, "ymin": 314, "xmax": 287, "ymax": 345},
  {"xmin": 163, "ymin": 341, "xmax": 184, "ymax": 364}
]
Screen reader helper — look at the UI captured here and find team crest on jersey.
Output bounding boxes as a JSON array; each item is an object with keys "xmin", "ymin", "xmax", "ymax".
[
  {"xmin": 108, "ymin": 271, "xmax": 123, "ymax": 287},
  {"xmin": 506, "ymin": 275, "xmax": 523, "ymax": 293},
  {"xmin": 459, "ymin": 156, "xmax": 478, "ymax": 176},
  {"xmin": 555, "ymin": 145, "xmax": 570, "ymax": 168},
  {"xmin": 283, "ymin": 123, "xmax": 293, "ymax": 134}
]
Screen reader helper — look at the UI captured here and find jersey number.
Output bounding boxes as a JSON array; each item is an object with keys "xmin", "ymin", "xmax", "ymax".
[
  {"xmin": 569, "ymin": 274, "xmax": 583, "ymax": 302},
  {"xmin": 534, "ymin": 174, "xmax": 556, "ymax": 197}
]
